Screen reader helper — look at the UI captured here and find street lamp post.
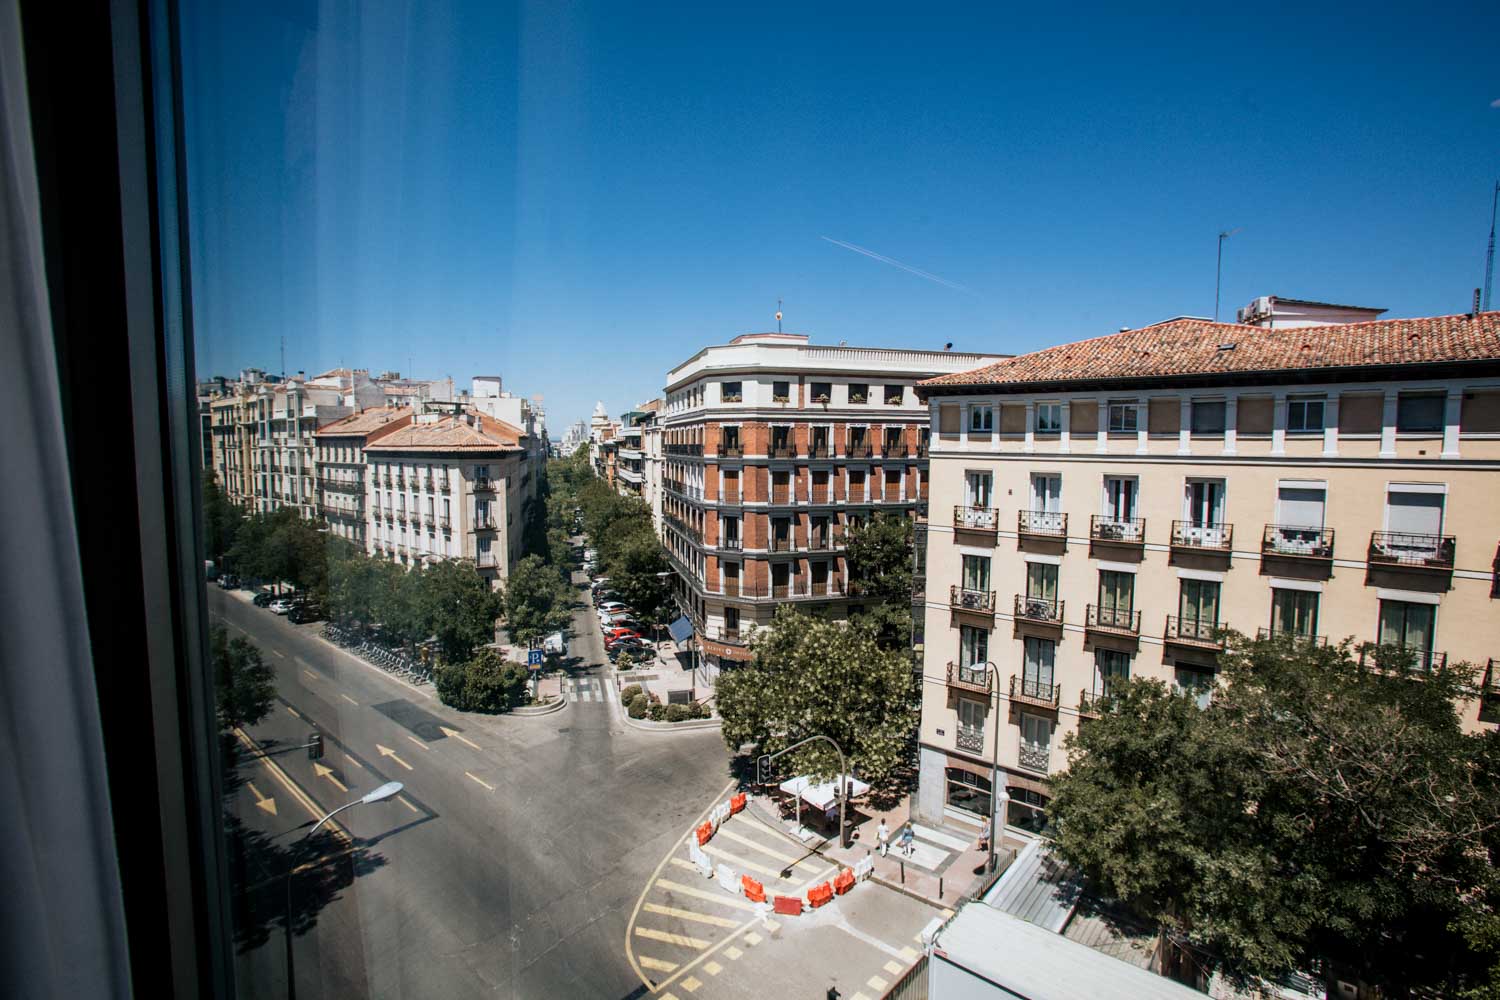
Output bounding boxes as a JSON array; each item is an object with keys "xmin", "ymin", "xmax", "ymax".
[
  {"xmin": 984, "ymin": 661, "xmax": 1005, "ymax": 874},
  {"xmin": 285, "ymin": 781, "xmax": 403, "ymax": 1000}
]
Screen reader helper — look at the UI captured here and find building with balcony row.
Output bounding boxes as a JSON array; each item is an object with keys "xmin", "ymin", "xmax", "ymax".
[
  {"xmin": 659, "ymin": 332, "xmax": 1008, "ymax": 675},
  {"xmin": 912, "ymin": 305, "xmax": 1500, "ymax": 836},
  {"xmin": 313, "ymin": 407, "xmax": 413, "ymax": 545}
]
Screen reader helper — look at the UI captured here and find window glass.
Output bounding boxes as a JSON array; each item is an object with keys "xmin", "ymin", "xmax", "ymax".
[
  {"xmin": 1102, "ymin": 476, "xmax": 1138, "ymax": 521},
  {"xmin": 772, "ymin": 380, "xmax": 789, "ymax": 402},
  {"xmin": 1036, "ymin": 403, "xmax": 1062, "ymax": 433},
  {"xmin": 1026, "ymin": 562, "xmax": 1058, "ymax": 602},
  {"xmin": 1271, "ymin": 588, "xmax": 1319, "ymax": 635},
  {"xmin": 1098, "ymin": 570, "xmax": 1134, "ymax": 614},
  {"xmin": 1093, "ymin": 649, "xmax": 1131, "ymax": 694},
  {"xmin": 721, "ymin": 381, "xmax": 743, "ymax": 402},
  {"xmin": 958, "ymin": 698, "xmax": 986, "ymax": 731},
  {"xmin": 1287, "ymin": 395, "xmax": 1325, "ymax": 432},
  {"xmin": 848, "ymin": 383, "xmax": 869, "ymax": 403},
  {"xmin": 1190, "ymin": 400, "xmax": 1226, "ymax": 435},
  {"xmin": 959, "ymin": 623, "xmax": 989, "ymax": 667},
  {"xmin": 1396, "ymin": 392, "xmax": 1444, "ymax": 432},
  {"xmin": 961, "ymin": 554, "xmax": 991, "ymax": 592},
  {"xmin": 810, "ymin": 381, "xmax": 832, "ymax": 402},
  {"xmin": 884, "ymin": 385, "xmax": 904, "ymax": 405},
  {"xmin": 1180, "ymin": 579, "xmax": 1220, "ymax": 624},
  {"xmin": 970, "ymin": 404, "xmax": 994, "ymax": 432},
  {"xmin": 1022, "ymin": 637, "xmax": 1055, "ymax": 689},
  {"xmin": 1378, "ymin": 600, "xmax": 1434, "ymax": 651},
  {"xmin": 1108, "ymin": 401, "xmax": 1138, "ymax": 433}
]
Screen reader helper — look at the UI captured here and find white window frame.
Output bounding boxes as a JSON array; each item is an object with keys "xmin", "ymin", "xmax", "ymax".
[
  {"xmin": 1286, "ymin": 394, "xmax": 1326, "ymax": 434},
  {"xmin": 970, "ymin": 404, "xmax": 994, "ymax": 433},
  {"xmin": 1035, "ymin": 402, "xmax": 1063, "ymax": 434}
]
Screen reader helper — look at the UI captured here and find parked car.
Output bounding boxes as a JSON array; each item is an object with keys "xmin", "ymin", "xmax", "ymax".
[
  {"xmin": 606, "ymin": 634, "xmax": 645, "ymax": 650},
  {"xmin": 288, "ymin": 603, "xmax": 322, "ymax": 624},
  {"xmin": 251, "ymin": 591, "xmax": 274, "ymax": 607},
  {"xmin": 597, "ymin": 600, "xmax": 628, "ymax": 614},
  {"xmin": 604, "ymin": 619, "xmax": 644, "ymax": 635},
  {"xmin": 607, "ymin": 638, "xmax": 651, "ymax": 660},
  {"xmin": 600, "ymin": 612, "xmax": 636, "ymax": 628},
  {"xmin": 269, "ymin": 598, "xmax": 296, "ymax": 615},
  {"xmin": 604, "ymin": 626, "xmax": 644, "ymax": 642},
  {"xmin": 217, "ymin": 573, "xmax": 239, "ymax": 589}
]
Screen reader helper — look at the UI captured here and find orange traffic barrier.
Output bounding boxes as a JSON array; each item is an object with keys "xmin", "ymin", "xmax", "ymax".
[
  {"xmin": 696, "ymin": 822, "xmax": 713, "ymax": 846},
  {"xmin": 832, "ymin": 869, "xmax": 855, "ymax": 895},
  {"xmin": 773, "ymin": 894, "xmax": 803, "ymax": 916},
  {"xmin": 806, "ymin": 881, "xmax": 834, "ymax": 908},
  {"xmin": 729, "ymin": 793, "xmax": 747, "ymax": 814},
  {"xmin": 742, "ymin": 875, "xmax": 766, "ymax": 902}
]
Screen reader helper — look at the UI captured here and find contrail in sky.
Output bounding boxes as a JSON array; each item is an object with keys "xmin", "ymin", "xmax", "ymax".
[{"xmin": 820, "ymin": 235, "xmax": 973, "ymax": 294}]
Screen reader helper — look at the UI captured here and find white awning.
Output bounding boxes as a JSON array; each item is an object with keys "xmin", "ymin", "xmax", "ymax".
[{"xmin": 777, "ymin": 774, "xmax": 870, "ymax": 811}]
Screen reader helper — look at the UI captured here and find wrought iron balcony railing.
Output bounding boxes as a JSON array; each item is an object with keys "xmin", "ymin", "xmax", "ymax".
[
  {"xmin": 1256, "ymin": 627, "xmax": 1327, "ymax": 646},
  {"xmin": 1262, "ymin": 524, "xmax": 1334, "ymax": 559},
  {"xmin": 1090, "ymin": 515, "xmax": 1145, "ymax": 544},
  {"xmin": 955, "ymin": 726, "xmax": 985, "ymax": 754},
  {"xmin": 1165, "ymin": 615, "xmax": 1225, "ymax": 649},
  {"xmin": 1017, "ymin": 742, "xmax": 1051, "ymax": 773},
  {"xmin": 950, "ymin": 586, "xmax": 996, "ymax": 613},
  {"xmin": 954, "ymin": 505, "xmax": 998, "ymax": 531},
  {"xmin": 1014, "ymin": 594, "xmax": 1063, "ymax": 625},
  {"xmin": 1367, "ymin": 531, "xmax": 1455, "ymax": 570},
  {"xmin": 946, "ymin": 662, "xmax": 991, "ymax": 695},
  {"xmin": 1086, "ymin": 604, "xmax": 1141, "ymax": 635},
  {"xmin": 1171, "ymin": 520, "xmax": 1233, "ymax": 551},
  {"xmin": 1358, "ymin": 644, "xmax": 1448, "ymax": 675},
  {"xmin": 1010, "ymin": 673, "xmax": 1060, "ymax": 708},
  {"xmin": 1018, "ymin": 510, "xmax": 1067, "ymax": 537}
]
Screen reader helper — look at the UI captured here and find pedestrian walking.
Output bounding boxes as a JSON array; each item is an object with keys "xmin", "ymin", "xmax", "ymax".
[
  {"xmin": 876, "ymin": 818, "xmax": 889, "ymax": 857},
  {"xmin": 978, "ymin": 815, "xmax": 992, "ymax": 853},
  {"xmin": 898, "ymin": 824, "xmax": 915, "ymax": 858}
]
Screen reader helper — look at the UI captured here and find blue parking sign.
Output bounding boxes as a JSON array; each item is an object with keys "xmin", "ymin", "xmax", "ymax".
[{"xmin": 527, "ymin": 649, "xmax": 544, "ymax": 669}]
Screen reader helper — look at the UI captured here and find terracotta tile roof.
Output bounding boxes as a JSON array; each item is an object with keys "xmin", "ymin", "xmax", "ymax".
[
  {"xmin": 919, "ymin": 311, "xmax": 1500, "ymax": 392},
  {"xmin": 314, "ymin": 407, "xmax": 412, "ymax": 439},
  {"xmin": 312, "ymin": 367, "xmax": 353, "ymax": 380},
  {"xmin": 364, "ymin": 410, "xmax": 526, "ymax": 453}
]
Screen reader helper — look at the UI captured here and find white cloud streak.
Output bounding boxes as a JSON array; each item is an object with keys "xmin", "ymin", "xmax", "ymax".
[{"xmin": 820, "ymin": 236, "xmax": 974, "ymax": 294}]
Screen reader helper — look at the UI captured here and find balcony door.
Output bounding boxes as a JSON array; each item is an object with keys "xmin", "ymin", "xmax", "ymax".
[
  {"xmin": 1179, "ymin": 579, "xmax": 1220, "ymax": 628},
  {"xmin": 959, "ymin": 623, "xmax": 988, "ymax": 669},
  {"xmin": 1184, "ymin": 478, "xmax": 1227, "ymax": 546},
  {"xmin": 1102, "ymin": 476, "xmax": 1137, "ymax": 522},
  {"xmin": 1093, "ymin": 649, "xmax": 1131, "ymax": 695},
  {"xmin": 961, "ymin": 554, "xmax": 991, "ymax": 593},
  {"xmin": 721, "ymin": 515, "xmax": 740, "ymax": 548},
  {"xmin": 1270, "ymin": 588, "xmax": 1319, "ymax": 637},
  {"xmin": 1025, "ymin": 562, "xmax": 1058, "ymax": 607},
  {"xmin": 1097, "ymin": 570, "xmax": 1134, "ymax": 627},
  {"xmin": 1022, "ymin": 636, "xmax": 1055, "ymax": 691},
  {"xmin": 964, "ymin": 471, "xmax": 992, "ymax": 509},
  {"xmin": 1029, "ymin": 473, "xmax": 1061, "ymax": 513},
  {"xmin": 1378, "ymin": 600, "xmax": 1434, "ymax": 655}
]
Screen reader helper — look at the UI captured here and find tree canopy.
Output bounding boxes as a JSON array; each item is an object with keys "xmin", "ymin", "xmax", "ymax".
[
  {"xmin": 433, "ymin": 647, "xmax": 529, "ymax": 714},
  {"xmin": 211, "ymin": 626, "xmax": 276, "ymax": 732},
  {"xmin": 842, "ymin": 511, "xmax": 915, "ymax": 651},
  {"xmin": 1048, "ymin": 633, "xmax": 1500, "ymax": 997},
  {"xmin": 716, "ymin": 607, "xmax": 918, "ymax": 786},
  {"xmin": 502, "ymin": 554, "xmax": 572, "ymax": 644}
]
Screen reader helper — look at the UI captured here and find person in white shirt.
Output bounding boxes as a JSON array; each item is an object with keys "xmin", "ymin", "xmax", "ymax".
[{"xmin": 876, "ymin": 819, "xmax": 890, "ymax": 856}]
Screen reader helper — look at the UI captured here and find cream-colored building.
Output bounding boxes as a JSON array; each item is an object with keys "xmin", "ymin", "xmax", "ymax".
[
  {"xmin": 362, "ymin": 409, "xmax": 533, "ymax": 590},
  {"xmin": 912, "ymin": 309, "xmax": 1500, "ymax": 835},
  {"xmin": 313, "ymin": 407, "xmax": 412, "ymax": 545}
]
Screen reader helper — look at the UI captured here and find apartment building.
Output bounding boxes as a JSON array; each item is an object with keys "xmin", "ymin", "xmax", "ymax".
[
  {"xmin": 912, "ymin": 308, "xmax": 1500, "ymax": 835},
  {"xmin": 313, "ymin": 407, "xmax": 413, "ymax": 545},
  {"xmin": 208, "ymin": 371, "xmax": 351, "ymax": 516},
  {"xmin": 362, "ymin": 409, "xmax": 533, "ymax": 589},
  {"xmin": 616, "ymin": 408, "xmax": 647, "ymax": 496},
  {"xmin": 642, "ymin": 400, "xmax": 665, "ymax": 537},
  {"xmin": 660, "ymin": 332, "xmax": 1008, "ymax": 672}
]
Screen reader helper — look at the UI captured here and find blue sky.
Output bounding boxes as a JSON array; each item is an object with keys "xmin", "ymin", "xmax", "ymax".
[{"xmin": 182, "ymin": 2, "xmax": 1500, "ymax": 433}]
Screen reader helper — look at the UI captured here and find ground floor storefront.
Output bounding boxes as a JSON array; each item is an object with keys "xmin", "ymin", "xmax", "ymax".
[{"xmin": 914, "ymin": 743, "xmax": 1053, "ymax": 836}]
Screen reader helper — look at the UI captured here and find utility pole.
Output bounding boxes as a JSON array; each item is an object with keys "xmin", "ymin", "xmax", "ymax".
[
  {"xmin": 1483, "ymin": 180, "xmax": 1498, "ymax": 312},
  {"xmin": 1214, "ymin": 228, "xmax": 1241, "ymax": 323}
]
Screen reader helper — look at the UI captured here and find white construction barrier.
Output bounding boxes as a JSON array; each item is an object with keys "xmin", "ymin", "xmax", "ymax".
[
  {"xmin": 853, "ymin": 856, "xmax": 875, "ymax": 882},
  {"xmin": 711, "ymin": 802, "xmax": 731, "ymax": 829},
  {"xmin": 715, "ymin": 863, "xmax": 739, "ymax": 893},
  {"xmin": 689, "ymin": 840, "xmax": 714, "ymax": 877}
]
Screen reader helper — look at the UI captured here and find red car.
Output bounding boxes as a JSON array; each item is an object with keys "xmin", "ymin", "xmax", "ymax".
[{"xmin": 605, "ymin": 630, "xmax": 645, "ymax": 647}]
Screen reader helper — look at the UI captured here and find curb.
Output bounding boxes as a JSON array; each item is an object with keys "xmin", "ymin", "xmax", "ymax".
[
  {"xmin": 611, "ymin": 676, "xmax": 723, "ymax": 732},
  {"xmin": 512, "ymin": 696, "xmax": 567, "ymax": 717}
]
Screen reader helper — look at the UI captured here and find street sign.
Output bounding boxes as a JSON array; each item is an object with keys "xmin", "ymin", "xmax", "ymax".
[{"xmin": 527, "ymin": 649, "xmax": 544, "ymax": 669}]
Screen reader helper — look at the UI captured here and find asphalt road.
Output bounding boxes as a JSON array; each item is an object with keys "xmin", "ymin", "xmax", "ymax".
[{"xmin": 213, "ymin": 572, "xmax": 732, "ymax": 1000}]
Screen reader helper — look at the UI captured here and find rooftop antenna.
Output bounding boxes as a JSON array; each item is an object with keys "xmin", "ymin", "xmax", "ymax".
[
  {"xmin": 1214, "ymin": 227, "xmax": 1241, "ymax": 323},
  {"xmin": 1483, "ymin": 180, "xmax": 1498, "ymax": 312},
  {"xmin": 776, "ymin": 299, "xmax": 783, "ymax": 333},
  {"xmin": 280, "ymin": 335, "xmax": 286, "ymax": 379}
]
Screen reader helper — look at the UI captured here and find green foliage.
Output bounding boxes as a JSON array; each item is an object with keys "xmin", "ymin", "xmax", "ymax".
[
  {"xmin": 433, "ymin": 648, "xmax": 528, "ymax": 713},
  {"xmin": 665, "ymin": 703, "xmax": 689, "ymax": 723},
  {"xmin": 648, "ymin": 703, "xmax": 668, "ymax": 721},
  {"xmin": 225, "ymin": 507, "xmax": 329, "ymax": 601},
  {"xmin": 627, "ymin": 693, "xmax": 648, "ymax": 719},
  {"xmin": 716, "ymin": 607, "xmax": 917, "ymax": 785},
  {"xmin": 503, "ymin": 554, "xmax": 572, "ymax": 644},
  {"xmin": 1048, "ymin": 632, "xmax": 1500, "ymax": 995},
  {"xmin": 619, "ymin": 684, "xmax": 643, "ymax": 703},
  {"xmin": 211, "ymin": 626, "xmax": 276, "ymax": 731},
  {"xmin": 201, "ymin": 471, "xmax": 243, "ymax": 563},
  {"xmin": 688, "ymin": 700, "xmax": 709, "ymax": 719},
  {"xmin": 842, "ymin": 512, "xmax": 915, "ymax": 651},
  {"xmin": 419, "ymin": 560, "xmax": 502, "ymax": 664}
]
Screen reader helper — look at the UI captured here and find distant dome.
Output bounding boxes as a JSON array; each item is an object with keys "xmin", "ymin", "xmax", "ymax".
[{"xmin": 593, "ymin": 400, "xmax": 607, "ymax": 417}]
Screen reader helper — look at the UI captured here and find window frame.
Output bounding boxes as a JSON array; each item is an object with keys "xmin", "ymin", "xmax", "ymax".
[
  {"xmin": 1190, "ymin": 398, "xmax": 1227, "ymax": 437},
  {"xmin": 1395, "ymin": 391, "xmax": 1445, "ymax": 434},
  {"xmin": 1107, "ymin": 400, "xmax": 1138, "ymax": 434},
  {"xmin": 772, "ymin": 380, "xmax": 790, "ymax": 403},
  {"xmin": 969, "ymin": 404, "xmax": 994, "ymax": 433},
  {"xmin": 721, "ymin": 381, "xmax": 743, "ymax": 403},
  {"xmin": 1035, "ymin": 402, "xmax": 1063, "ymax": 434},
  {"xmin": 1286, "ymin": 394, "xmax": 1326, "ymax": 434}
]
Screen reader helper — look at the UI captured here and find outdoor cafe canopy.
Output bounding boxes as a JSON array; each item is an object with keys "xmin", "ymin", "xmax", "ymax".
[{"xmin": 777, "ymin": 774, "xmax": 871, "ymax": 811}]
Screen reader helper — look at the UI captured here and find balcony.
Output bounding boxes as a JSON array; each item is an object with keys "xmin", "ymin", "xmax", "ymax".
[
  {"xmin": 769, "ymin": 488, "xmax": 792, "ymax": 505},
  {"xmin": 717, "ymin": 442, "xmax": 744, "ymax": 458},
  {"xmin": 846, "ymin": 489, "xmax": 868, "ymax": 504},
  {"xmin": 1014, "ymin": 594, "xmax": 1064, "ymax": 626},
  {"xmin": 437, "ymin": 478, "xmax": 450, "ymax": 493},
  {"xmin": 955, "ymin": 726, "xmax": 985, "ymax": 755},
  {"xmin": 806, "ymin": 533, "xmax": 835, "ymax": 552},
  {"xmin": 721, "ymin": 579, "xmax": 740, "ymax": 597},
  {"xmin": 1170, "ymin": 520, "xmax": 1233, "ymax": 552},
  {"xmin": 438, "ymin": 516, "xmax": 451, "ymax": 531},
  {"xmin": 1017, "ymin": 742, "xmax": 1051, "ymax": 774},
  {"xmin": 717, "ymin": 626, "xmax": 744, "ymax": 644},
  {"xmin": 917, "ymin": 441, "xmax": 929, "ymax": 458},
  {"xmin": 809, "ymin": 576, "xmax": 843, "ymax": 597},
  {"xmin": 769, "ymin": 536, "xmax": 797, "ymax": 553},
  {"xmin": 1262, "ymin": 524, "xmax": 1334, "ymax": 561},
  {"xmin": 1018, "ymin": 510, "xmax": 1067, "ymax": 538},
  {"xmin": 953, "ymin": 506, "xmax": 998, "ymax": 533},
  {"xmin": 809, "ymin": 486, "xmax": 831, "ymax": 504},
  {"xmin": 882, "ymin": 443, "xmax": 908, "ymax": 458},
  {"xmin": 1359, "ymin": 645, "xmax": 1448, "ymax": 676},
  {"xmin": 1011, "ymin": 673, "xmax": 1060, "ymax": 709},
  {"xmin": 1078, "ymin": 689, "xmax": 1106, "ymax": 719},
  {"xmin": 718, "ymin": 489, "xmax": 741, "ymax": 505},
  {"xmin": 771, "ymin": 583, "xmax": 790, "ymax": 599},
  {"xmin": 1090, "ymin": 515, "xmax": 1145, "ymax": 546},
  {"xmin": 474, "ymin": 515, "xmax": 497, "ymax": 531},
  {"xmin": 769, "ymin": 444, "xmax": 797, "ymax": 459},
  {"xmin": 396, "ymin": 511, "xmax": 409, "ymax": 525},
  {"xmin": 1256, "ymin": 627, "xmax": 1327, "ymax": 647},
  {"xmin": 475, "ymin": 553, "xmax": 499, "ymax": 569},
  {"xmin": 1367, "ymin": 531, "xmax": 1456, "ymax": 571},
  {"xmin": 1086, "ymin": 604, "xmax": 1141, "ymax": 636},
  {"xmin": 946, "ymin": 662, "xmax": 991, "ymax": 695},
  {"xmin": 472, "ymin": 478, "xmax": 496, "ymax": 493},
  {"xmin": 667, "ymin": 443, "xmax": 703, "ymax": 457},
  {"xmin": 807, "ymin": 443, "xmax": 832, "ymax": 459},
  {"xmin": 1164, "ymin": 615, "xmax": 1225, "ymax": 650},
  {"xmin": 847, "ymin": 441, "xmax": 873, "ymax": 459},
  {"xmin": 950, "ymin": 585, "xmax": 996, "ymax": 614},
  {"xmin": 719, "ymin": 537, "xmax": 743, "ymax": 550}
]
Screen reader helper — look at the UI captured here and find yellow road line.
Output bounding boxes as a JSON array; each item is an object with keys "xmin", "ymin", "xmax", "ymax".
[
  {"xmin": 340, "ymin": 693, "xmax": 358, "ymax": 706},
  {"xmin": 232, "ymin": 727, "xmax": 345, "ymax": 840},
  {"xmin": 303, "ymin": 669, "xmax": 318, "ymax": 681},
  {"xmin": 285, "ymin": 705, "xmax": 302, "ymax": 719},
  {"xmin": 397, "ymin": 795, "xmax": 419, "ymax": 814},
  {"xmin": 642, "ymin": 903, "xmax": 740, "ymax": 928},
  {"xmin": 713, "ymin": 826, "xmax": 806, "ymax": 864},
  {"xmin": 702, "ymin": 843, "xmax": 791, "ymax": 881},
  {"xmin": 653, "ymin": 879, "xmax": 760, "ymax": 912},
  {"xmin": 638, "ymin": 956, "xmax": 679, "ymax": 973},
  {"xmin": 406, "ymin": 735, "xmax": 429, "ymax": 751},
  {"xmin": 344, "ymin": 754, "xmax": 363, "ymax": 769},
  {"xmin": 634, "ymin": 927, "xmax": 710, "ymax": 949},
  {"xmin": 465, "ymin": 771, "xmax": 495, "ymax": 791}
]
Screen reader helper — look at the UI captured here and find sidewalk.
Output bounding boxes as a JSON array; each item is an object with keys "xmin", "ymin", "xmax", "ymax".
[{"xmin": 743, "ymin": 790, "xmax": 1012, "ymax": 909}]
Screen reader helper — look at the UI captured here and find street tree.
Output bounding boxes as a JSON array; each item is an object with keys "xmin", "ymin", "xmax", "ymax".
[
  {"xmin": 716, "ymin": 607, "xmax": 918, "ymax": 786},
  {"xmin": 211, "ymin": 626, "xmax": 276, "ymax": 732},
  {"xmin": 600, "ymin": 523, "xmax": 671, "ymax": 623},
  {"xmin": 433, "ymin": 647, "xmax": 529, "ymax": 713},
  {"xmin": 1047, "ymin": 633, "xmax": 1500, "ymax": 996},
  {"xmin": 502, "ymin": 554, "xmax": 571, "ymax": 645},
  {"xmin": 842, "ymin": 512, "xmax": 915, "ymax": 651},
  {"xmin": 201, "ymin": 471, "xmax": 243, "ymax": 564},
  {"xmin": 419, "ymin": 559, "xmax": 502, "ymax": 664}
]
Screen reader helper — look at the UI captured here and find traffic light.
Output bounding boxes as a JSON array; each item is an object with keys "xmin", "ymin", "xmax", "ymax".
[{"xmin": 308, "ymin": 731, "xmax": 324, "ymax": 760}]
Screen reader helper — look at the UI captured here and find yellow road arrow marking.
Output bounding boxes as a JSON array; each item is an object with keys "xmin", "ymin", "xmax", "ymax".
[
  {"xmin": 344, "ymin": 754, "xmax": 363, "ymax": 769},
  {"xmin": 375, "ymin": 744, "xmax": 412, "ymax": 771},
  {"xmin": 247, "ymin": 781, "xmax": 277, "ymax": 816},
  {"xmin": 464, "ymin": 771, "xmax": 494, "ymax": 791},
  {"xmin": 312, "ymin": 762, "xmax": 347, "ymax": 792},
  {"xmin": 406, "ymin": 735, "xmax": 429, "ymax": 751},
  {"xmin": 439, "ymin": 726, "xmax": 481, "ymax": 750},
  {"xmin": 285, "ymin": 705, "xmax": 301, "ymax": 719}
]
